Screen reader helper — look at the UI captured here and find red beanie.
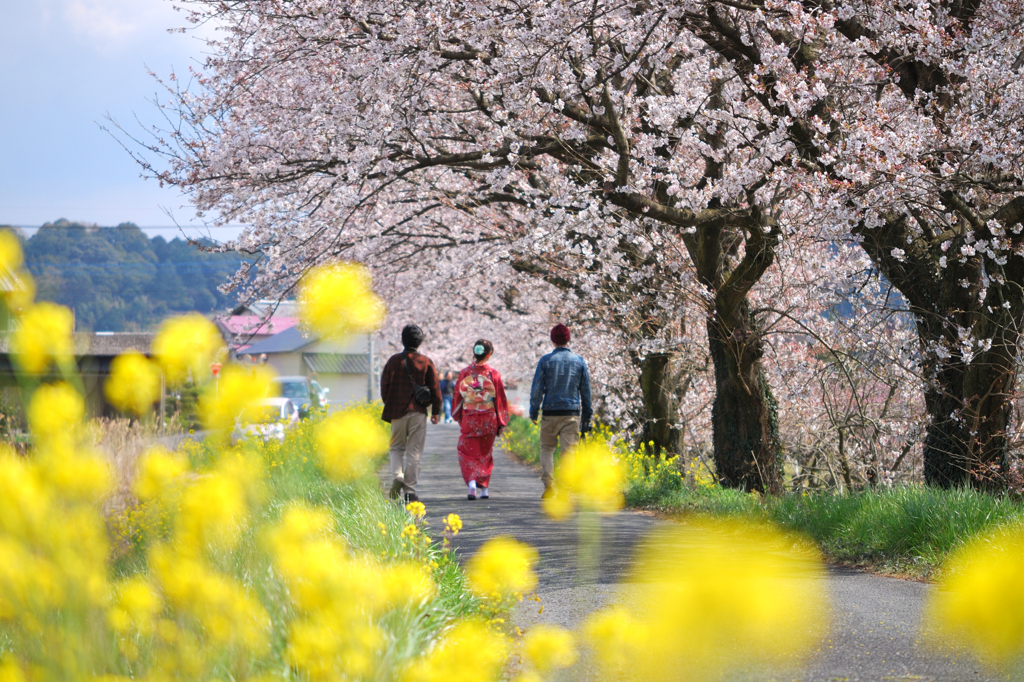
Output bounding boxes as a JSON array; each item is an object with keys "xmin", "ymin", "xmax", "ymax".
[{"xmin": 550, "ymin": 323, "xmax": 571, "ymax": 345}]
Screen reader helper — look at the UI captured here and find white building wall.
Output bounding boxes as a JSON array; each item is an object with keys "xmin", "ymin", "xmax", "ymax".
[
  {"xmin": 315, "ymin": 374, "xmax": 372, "ymax": 411},
  {"xmin": 265, "ymin": 353, "xmax": 303, "ymax": 377}
]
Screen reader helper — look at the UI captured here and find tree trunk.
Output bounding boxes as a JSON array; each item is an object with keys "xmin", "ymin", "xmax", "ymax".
[
  {"xmin": 638, "ymin": 351, "xmax": 683, "ymax": 459},
  {"xmin": 856, "ymin": 214, "xmax": 1024, "ymax": 490},
  {"xmin": 706, "ymin": 306, "xmax": 783, "ymax": 494},
  {"xmin": 921, "ymin": 333, "xmax": 1017, "ymax": 488}
]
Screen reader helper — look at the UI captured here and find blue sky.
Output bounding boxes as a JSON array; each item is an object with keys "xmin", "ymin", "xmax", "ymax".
[{"xmin": 0, "ymin": 0, "xmax": 242, "ymax": 241}]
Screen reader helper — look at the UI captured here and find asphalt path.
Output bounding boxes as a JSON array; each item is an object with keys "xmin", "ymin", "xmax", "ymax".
[{"xmin": 395, "ymin": 422, "xmax": 997, "ymax": 681}]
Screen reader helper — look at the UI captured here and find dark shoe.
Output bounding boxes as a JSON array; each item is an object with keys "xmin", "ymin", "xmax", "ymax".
[
  {"xmin": 541, "ymin": 487, "xmax": 555, "ymax": 500},
  {"xmin": 480, "ymin": 488, "xmax": 489, "ymax": 499},
  {"xmin": 390, "ymin": 477, "xmax": 405, "ymax": 500},
  {"xmin": 467, "ymin": 492, "xmax": 478, "ymax": 500},
  {"xmin": 405, "ymin": 492, "xmax": 420, "ymax": 503}
]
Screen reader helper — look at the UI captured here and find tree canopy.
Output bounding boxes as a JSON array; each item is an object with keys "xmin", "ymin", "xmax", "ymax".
[{"xmin": 16, "ymin": 220, "xmax": 247, "ymax": 331}]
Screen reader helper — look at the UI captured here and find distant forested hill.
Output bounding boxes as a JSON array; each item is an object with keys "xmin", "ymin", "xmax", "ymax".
[{"xmin": 17, "ymin": 220, "xmax": 248, "ymax": 331}]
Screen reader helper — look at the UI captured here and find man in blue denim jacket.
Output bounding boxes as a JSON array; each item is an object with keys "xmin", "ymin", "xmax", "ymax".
[{"xmin": 530, "ymin": 323, "xmax": 593, "ymax": 498}]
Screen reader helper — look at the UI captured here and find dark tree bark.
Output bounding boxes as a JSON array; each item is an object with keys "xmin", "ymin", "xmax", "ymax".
[
  {"xmin": 683, "ymin": 206, "xmax": 784, "ymax": 493},
  {"xmin": 858, "ymin": 212, "xmax": 1024, "ymax": 488},
  {"xmin": 707, "ymin": 305, "xmax": 783, "ymax": 493},
  {"xmin": 638, "ymin": 351, "xmax": 684, "ymax": 459},
  {"xmin": 679, "ymin": 0, "xmax": 1024, "ymax": 488}
]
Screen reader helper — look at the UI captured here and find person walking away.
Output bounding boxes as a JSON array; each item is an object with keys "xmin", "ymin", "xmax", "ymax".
[
  {"xmin": 440, "ymin": 371, "xmax": 455, "ymax": 423},
  {"xmin": 380, "ymin": 324, "xmax": 442, "ymax": 503},
  {"xmin": 529, "ymin": 323, "xmax": 593, "ymax": 499},
  {"xmin": 452, "ymin": 340, "xmax": 509, "ymax": 500}
]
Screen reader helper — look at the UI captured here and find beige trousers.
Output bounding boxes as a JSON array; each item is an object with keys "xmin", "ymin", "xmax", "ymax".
[
  {"xmin": 539, "ymin": 415, "xmax": 580, "ymax": 487},
  {"xmin": 389, "ymin": 411, "xmax": 427, "ymax": 494}
]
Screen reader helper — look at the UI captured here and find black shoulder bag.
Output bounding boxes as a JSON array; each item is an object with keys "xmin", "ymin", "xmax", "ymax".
[{"xmin": 403, "ymin": 355, "xmax": 434, "ymax": 407}]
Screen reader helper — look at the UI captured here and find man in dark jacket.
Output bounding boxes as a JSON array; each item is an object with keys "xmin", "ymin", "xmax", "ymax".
[
  {"xmin": 380, "ymin": 324, "xmax": 442, "ymax": 502},
  {"xmin": 529, "ymin": 323, "xmax": 593, "ymax": 498}
]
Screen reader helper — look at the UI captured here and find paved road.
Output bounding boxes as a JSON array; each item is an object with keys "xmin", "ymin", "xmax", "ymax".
[{"xmin": 400, "ymin": 423, "xmax": 996, "ymax": 681}]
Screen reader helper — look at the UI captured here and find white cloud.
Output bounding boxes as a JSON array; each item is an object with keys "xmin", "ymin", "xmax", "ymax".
[{"xmin": 49, "ymin": 0, "xmax": 190, "ymax": 49}]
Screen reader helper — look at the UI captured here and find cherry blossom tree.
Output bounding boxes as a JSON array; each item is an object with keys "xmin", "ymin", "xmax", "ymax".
[
  {"xmin": 129, "ymin": 0, "xmax": 818, "ymax": 492},
  {"xmin": 127, "ymin": 0, "xmax": 1024, "ymax": 490},
  {"xmin": 675, "ymin": 0, "xmax": 1024, "ymax": 487}
]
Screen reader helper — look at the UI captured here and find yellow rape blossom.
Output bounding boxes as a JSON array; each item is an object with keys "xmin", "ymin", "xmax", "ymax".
[
  {"xmin": 405, "ymin": 501, "xmax": 426, "ymax": 518},
  {"xmin": 583, "ymin": 606, "xmax": 650, "ymax": 675},
  {"xmin": 199, "ymin": 364, "xmax": 275, "ymax": 432},
  {"xmin": 11, "ymin": 302, "xmax": 74, "ymax": 375},
  {"xmin": 152, "ymin": 313, "xmax": 223, "ymax": 385},
  {"xmin": 0, "ymin": 230, "xmax": 34, "ymax": 311},
  {"xmin": 105, "ymin": 351, "xmax": 162, "ymax": 416},
  {"xmin": 403, "ymin": 619, "xmax": 510, "ymax": 682},
  {"xmin": 589, "ymin": 519, "xmax": 827, "ymax": 681},
  {"xmin": 150, "ymin": 546, "xmax": 270, "ymax": 651},
  {"xmin": 134, "ymin": 447, "xmax": 188, "ymax": 500},
  {"xmin": 0, "ymin": 657, "xmax": 26, "ymax": 682},
  {"xmin": 315, "ymin": 408, "xmax": 389, "ymax": 482},
  {"xmin": 108, "ymin": 577, "xmax": 162, "ymax": 635},
  {"xmin": 927, "ymin": 523, "xmax": 1024, "ymax": 667},
  {"xmin": 543, "ymin": 440, "xmax": 625, "ymax": 520},
  {"xmin": 175, "ymin": 469, "xmax": 250, "ymax": 551},
  {"xmin": 466, "ymin": 536, "xmax": 538, "ymax": 600},
  {"xmin": 299, "ymin": 262, "xmax": 386, "ymax": 339},
  {"xmin": 27, "ymin": 382, "xmax": 83, "ymax": 444},
  {"xmin": 40, "ymin": 448, "xmax": 111, "ymax": 502},
  {"xmin": 379, "ymin": 562, "xmax": 436, "ymax": 607},
  {"xmin": 444, "ymin": 513, "xmax": 463, "ymax": 535},
  {"xmin": 0, "ymin": 448, "xmax": 49, "ymax": 540},
  {"xmin": 522, "ymin": 624, "xmax": 578, "ymax": 672},
  {"xmin": 0, "ymin": 230, "xmax": 23, "ymax": 272}
]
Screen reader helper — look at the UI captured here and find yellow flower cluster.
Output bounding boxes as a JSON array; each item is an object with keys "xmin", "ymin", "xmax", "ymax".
[
  {"xmin": 522, "ymin": 624, "xmax": 578, "ymax": 673},
  {"xmin": 444, "ymin": 513, "xmax": 463, "ymax": 535},
  {"xmin": 466, "ymin": 536, "xmax": 538, "ymax": 601},
  {"xmin": 105, "ymin": 350, "xmax": 162, "ymax": 416},
  {"xmin": 543, "ymin": 440, "xmax": 626, "ymax": 520},
  {"xmin": 584, "ymin": 519, "xmax": 827, "ymax": 681},
  {"xmin": 11, "ymin": 302, "xmax": 74, "ymax": 375},
  {"xmin": 0, "ymin": 250, "xmax": 514, "ymax": 681},
  {"xmin": 267, "ymin": 503, "xmax": 435, "ymax": 680},
  {"xmin": 0, "ymin": 384, "xmax": 112, "ymax": 679},
  {"xmin": 299, "ymin": 262, "xmax": 386, "ymax": 339},
  {"xmin": 0, "ymin": 229, "xmax": 36, "ymax": 311},
  {"xmin": 316, "ymin": 408, "xmax": 390, "ymax": 481},
  {"xmin": 406, "ymin": 500, "xmax": 427, "ymax": 518},
  {"xmin": 402, "ymin": 619, "xmax": 509, "ymax": 682},
  {"xmin": 0, "ymin": 234, "xmax": 73, "ymax": 378},
  {"xmin": 27, "ymin": 381, "xmax": 84, "ymax": 445},
  {"xmin": 199, "ymin": 364, "xmax": 275, "ymax": 433},
  {"xmin": 152, "ymin": 313, "xmax": 224, "ymax": 385},
  {"xmin": 927, "ymin": 523, "xmax": 1024, "ymax": 667},
  {"xmin": 127, "ymin": 451, "xmax": 271, "ymax": 675}
]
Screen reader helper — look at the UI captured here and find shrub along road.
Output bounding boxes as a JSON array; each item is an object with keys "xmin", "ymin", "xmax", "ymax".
[{"xmin": 398, "ymin": 423, "xmax": 995, "ymax": 681}]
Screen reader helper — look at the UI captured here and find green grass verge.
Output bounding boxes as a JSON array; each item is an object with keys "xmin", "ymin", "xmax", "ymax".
[
  {"xmin": 500, "ymin": 416, "xmax": 1024, "ymax": 578},
  {"xmin": 499, "ymin": 414, "xmax": 557, "ymax": 466},
  {"xmin": 647, "ymin": 483, "xmax": 1024, "ymax": 578}
]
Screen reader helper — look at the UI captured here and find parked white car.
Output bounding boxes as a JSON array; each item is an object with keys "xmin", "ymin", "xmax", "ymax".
[{"xmin": 235, "ymin": 397, "xmax": 299, "ymax": 442}]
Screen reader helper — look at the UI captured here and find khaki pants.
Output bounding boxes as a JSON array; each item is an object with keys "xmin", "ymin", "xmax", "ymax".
[
  {"xmin": 389, "ymin": 412, "xmax": 427, "ymax": 494},
  {"xmin": 540, "ymin": 415, "xmax": 580, "ymax": 487}
]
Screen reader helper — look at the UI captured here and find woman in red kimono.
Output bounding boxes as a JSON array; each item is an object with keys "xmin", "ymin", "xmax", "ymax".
[{"xmin": 452, "ymin": 339, "xmax": 509, "ymax": 500}]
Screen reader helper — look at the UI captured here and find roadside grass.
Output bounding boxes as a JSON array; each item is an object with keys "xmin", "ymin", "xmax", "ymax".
[
  {"xmin": 649, "ymin": 483, "xmax": 1024, "ymax": 577},
  {"xmin": 500, "ymin": 416, "xmax": 1024, "ymax": 578},
  {"xmin": 499, "ymin": 414, "xmax": 556, "ymax": 466}
]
